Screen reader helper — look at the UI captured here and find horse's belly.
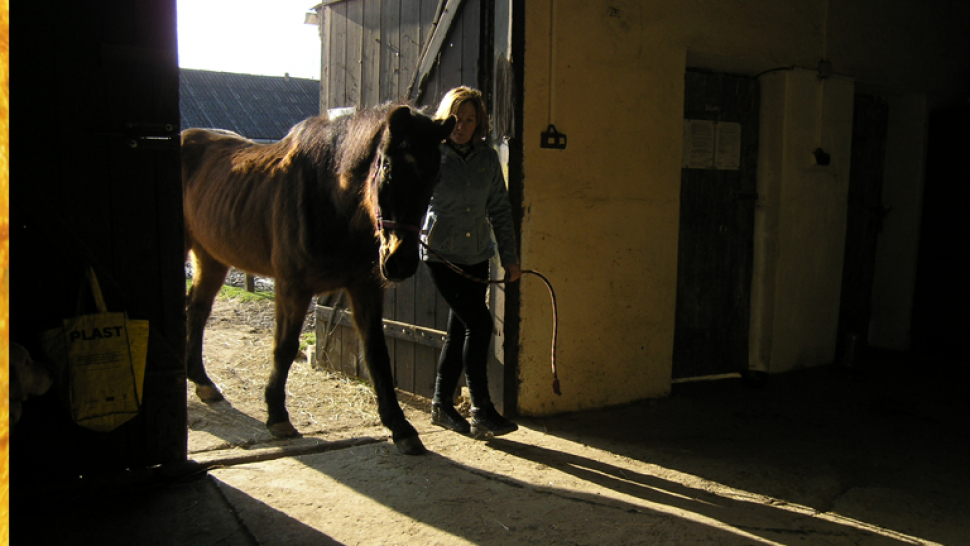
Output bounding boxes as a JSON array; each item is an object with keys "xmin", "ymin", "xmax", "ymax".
[
  {"xmin": 185, "ymin": 197, "xmax": 277, "ymax": 277},
  {"xmin": 196, "ymin": 227, "xmax": 275, "ymax": 275}
]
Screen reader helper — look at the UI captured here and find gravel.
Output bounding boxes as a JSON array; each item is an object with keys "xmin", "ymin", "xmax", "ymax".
[{"xmin": 185, "ymin": 263, "xmax": 276, "ymax": 293}]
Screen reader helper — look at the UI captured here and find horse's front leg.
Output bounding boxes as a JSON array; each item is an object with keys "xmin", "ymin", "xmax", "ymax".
[
  {"xmin": 347, "ymin": 282, "xmax": 425, "ymax": 455},
  {"xmin": 264, "ymin": 282, "xmax": 313, "ymax": 438}
]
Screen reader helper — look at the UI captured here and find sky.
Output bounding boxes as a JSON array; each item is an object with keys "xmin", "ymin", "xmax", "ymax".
[{"xmin": 177, "ymin": 0, "xmax": 322, "ymax": 80}]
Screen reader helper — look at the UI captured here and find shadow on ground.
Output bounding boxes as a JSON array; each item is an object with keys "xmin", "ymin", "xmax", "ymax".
[{"xmin": 523, "ymin": 349, "xmax": 970, "ymax": 545}]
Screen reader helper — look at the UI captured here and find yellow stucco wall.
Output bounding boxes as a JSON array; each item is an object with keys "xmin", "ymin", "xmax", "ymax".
[
  {"xmin": 517, "ymin": 0, "xmax": 970, "ymax": 415},
  {"xmin": 518, "ymin": 2, "xmax": 685, "ymax": 415}
]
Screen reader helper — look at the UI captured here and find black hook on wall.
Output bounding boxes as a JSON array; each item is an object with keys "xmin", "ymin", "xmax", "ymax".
[{"xmin": 540, "ymin": 124, "xmax": 567, "ymax": 150}]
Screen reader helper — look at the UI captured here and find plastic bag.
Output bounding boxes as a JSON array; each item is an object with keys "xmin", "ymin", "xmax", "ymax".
[{"xmin": 40, "ymin": 267, "xmax": 148, "ymax": 432}]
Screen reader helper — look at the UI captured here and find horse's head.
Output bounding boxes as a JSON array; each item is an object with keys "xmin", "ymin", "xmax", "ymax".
[{"xmin": 374, "ymin": 106, "xmax": 455, "ymax": 282}]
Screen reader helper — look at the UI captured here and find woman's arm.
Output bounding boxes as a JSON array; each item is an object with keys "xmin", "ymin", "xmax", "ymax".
[{"xmin": 485, "ymin": 151, "xmax": 518, "ymax": 270}]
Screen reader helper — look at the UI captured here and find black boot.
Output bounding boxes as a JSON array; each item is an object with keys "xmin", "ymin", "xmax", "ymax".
[
  {"xmin": 470, "ymin": 403, "xmax": 518, "ymax": 436},
  {"xmin": 431, "ymin": 403, "xmax": 470, "ymax": 433}
]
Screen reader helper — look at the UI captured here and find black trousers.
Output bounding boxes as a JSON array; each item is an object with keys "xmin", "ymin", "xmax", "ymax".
[{"xmin": 425, "ymin": 260, "xmax": 494, "ymax": 408}]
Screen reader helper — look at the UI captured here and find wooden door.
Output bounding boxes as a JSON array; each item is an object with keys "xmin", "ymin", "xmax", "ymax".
[
  {"xmin": 315, "ymin": 0, "xmax": 504, "ymax": 407},
  {"xmin": 836, "ymin": 94, "xmax": 889, "ymax": 362},
  {"xmin": 9, "ymin": 1, "xmax": 185, "ymax": 479},
  {"xmin": 673, "ymin": 71, "xmax": 759, "ymax": 379}
]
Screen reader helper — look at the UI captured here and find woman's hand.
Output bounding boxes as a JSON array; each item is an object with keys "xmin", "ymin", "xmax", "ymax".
[{"xmin": 505, "ymin": 264, "xmax": 522, "ymax": 283}]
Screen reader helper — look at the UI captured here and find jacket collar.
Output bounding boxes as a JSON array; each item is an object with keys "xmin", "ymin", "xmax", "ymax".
[{"xmin": 442, "ymin": 141, "xmax": 483, "ymax": 160}]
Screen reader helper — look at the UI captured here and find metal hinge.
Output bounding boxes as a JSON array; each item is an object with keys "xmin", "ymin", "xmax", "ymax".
[{"xmin": 124, "ymin": 122, "xmax": 178, "ymax": 149}]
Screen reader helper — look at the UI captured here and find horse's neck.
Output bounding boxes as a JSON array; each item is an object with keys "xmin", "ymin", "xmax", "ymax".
[
  {"xmin": 347, "ymin": 120, "xmax": 385, "ymax": 211},
  {"xmin": 321, "ymin": 113, "xmax": 385, "ymax": 231},
  {"xmin": 332, "ymin": 155, "xmax": 379, "ymax": 235}
]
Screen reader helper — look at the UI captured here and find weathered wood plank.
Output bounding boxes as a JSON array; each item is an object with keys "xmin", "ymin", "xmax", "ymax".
[
  {"xmin": 413, "ymin": 263, "xmax": 437, "ymax": 329},
  {"xmin": 346, "ymin": 0, "xmax": 363, "ymax": 107},
  {"xmin": 361, "ymin": 0, "xmax": 381, "ymax": 107},
  {"xmin": 331, "ymin": 2, "xmax": 349, "ymax": 106},
  {"xmin": 420, "ymin": 0, "xmax": 438, "ymax": 51},
  {"xmin": 393, "ymin": 276, "xmax": 416, "ymax": 391},
  {"xmin": 380, "ymin": 0, "xmax": 401, "ymax": 101},
  {"xmin": 412, "ymin": 258, "xmax": 437, "ymax": 398},
  {"xmin": 340, "ymin": 323, "xmax": 359, "ymax": 378},
  {"xmin": 315, "ymin": 305, "xmax": 447, "ymax": 348},
  {"xmin": 461, "ymin": 0, "xmax": 481, "ymax": 88},
  {"xmin": 398, "ymin": 0, "xmax": 420, "ymax": 100},
  {"xmin": 436, "ymin": 1, "xmax": 463, "ymax": 99},
  {"xmin": 320, "ymin": 5, "xmax": 331, "ymax": 110}
]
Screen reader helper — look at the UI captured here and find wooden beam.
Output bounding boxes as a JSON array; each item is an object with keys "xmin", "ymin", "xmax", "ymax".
[
  {"xmin": 315, "ymin": 305, "xmax": 447, "ymax": 348},
  {"xmin": 408, "ymin": 0, "xmax": 464, "ymax": 103}
]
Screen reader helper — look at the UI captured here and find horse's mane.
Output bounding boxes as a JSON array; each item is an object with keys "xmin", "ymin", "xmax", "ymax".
[{"xmin": 229, "ymin": 103, "xmax": 406, "ymax": 183}]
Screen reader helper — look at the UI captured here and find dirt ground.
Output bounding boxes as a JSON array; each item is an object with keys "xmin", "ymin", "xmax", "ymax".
[
  {"xmin": 183, "ymin": 294, "xmax": 970, "ymax": 545},
  {"xmin": 186, "ymin": 294, "xmax": 421, "ymax": 454}
]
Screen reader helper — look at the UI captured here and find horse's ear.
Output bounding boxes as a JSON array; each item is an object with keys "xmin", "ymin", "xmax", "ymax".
[
  {"xmin": 437, "ymin": 115, "xmax": 457, "ymax": 140},
  {"xmin": 387, "ymin": 106, "xmax": 413, "ymax": 136}
]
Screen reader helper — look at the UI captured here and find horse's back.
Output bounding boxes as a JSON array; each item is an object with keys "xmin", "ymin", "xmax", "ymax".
[
  {"xmin": 181, "ymin": 128, "xmax": 287, "ymax": 276},
  {"xmin": 181, "ymin": 128, "xmax": 253, "ymax": 185}
]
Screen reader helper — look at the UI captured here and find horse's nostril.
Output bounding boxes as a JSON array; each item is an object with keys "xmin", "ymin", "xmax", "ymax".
[
  {"xmin": 382, "ymin": 254, "xmax": 418, "ymax": 282},
  {"xmin": 381, "ymin": 268, "xmax": 406, "ymax": 284},
  {"xmin": 380, "ymin": 235, "xmax": 422, "ymax": 281}
]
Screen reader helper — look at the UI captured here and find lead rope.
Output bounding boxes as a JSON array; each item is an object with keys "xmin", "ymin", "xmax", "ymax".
[{"xmin": 420, "ymin": 242, "xmax": 561, "ymax": 396}]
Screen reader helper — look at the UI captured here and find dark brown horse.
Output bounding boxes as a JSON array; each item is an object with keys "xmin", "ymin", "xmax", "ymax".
[{"xmin": 182, "ymin": 105, "xmax": 455, "ymax": 455}]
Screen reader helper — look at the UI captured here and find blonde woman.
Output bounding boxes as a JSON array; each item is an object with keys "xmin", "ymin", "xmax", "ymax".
[{"xmin": 423, "ymin": 87, "xmax": 520, "ymax": 436}]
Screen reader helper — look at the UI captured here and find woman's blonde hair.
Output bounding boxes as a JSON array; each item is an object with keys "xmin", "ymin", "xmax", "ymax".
[{"xmin": 434, "ymin": 86, "xmax": 489, "ymax": 144}]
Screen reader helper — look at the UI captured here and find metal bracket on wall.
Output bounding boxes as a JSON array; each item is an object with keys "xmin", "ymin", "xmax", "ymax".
[
  {"xmin": 540, "ymin": 125, "xmax": 567, "ymax": 149},
  {"xmin": 124, "ymin": 122, "xmax": 179, "ymax": 150}
]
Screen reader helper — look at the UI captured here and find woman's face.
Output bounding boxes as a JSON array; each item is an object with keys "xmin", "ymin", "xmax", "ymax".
[{"xmin": 449, "ymin": 101, "xmax": 478, "ymax": 145}]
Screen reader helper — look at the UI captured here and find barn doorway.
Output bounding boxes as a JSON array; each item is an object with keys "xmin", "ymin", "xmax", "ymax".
[{"xmin": 673, "ymin": 70, "xmax": 760, "ymax": 380}]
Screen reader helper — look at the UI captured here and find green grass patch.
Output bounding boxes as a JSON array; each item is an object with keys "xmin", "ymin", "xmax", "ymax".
[
  {"xmin": 299, "ymin": 331, "xmax": 317, "ymax": 354},
  {"xmin": 185, "ymin": 279, "xmax": 275, "ymax": 302},
  {"xmin": 218, "ymin": 284, "xmax": 275, "ymax": 302}
]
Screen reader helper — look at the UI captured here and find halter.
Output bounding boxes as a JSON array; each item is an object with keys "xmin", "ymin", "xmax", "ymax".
[{"xmin": 371, "ymin": 153, "xmax": 423, "ymax": 236}]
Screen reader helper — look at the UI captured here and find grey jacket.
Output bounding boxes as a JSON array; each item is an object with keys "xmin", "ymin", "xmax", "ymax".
[{"xmin": 422, "ymin": 143, "xmax": 517, "ymax": 267}]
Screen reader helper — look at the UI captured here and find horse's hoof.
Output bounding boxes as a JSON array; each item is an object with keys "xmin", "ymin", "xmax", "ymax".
[
  {"xmin": 394, "ymin": 435, "xmax": 427, "ymax": 456},
  {"xmin": 268, "ymin": 421, "xmax": 301, "ymax": 438},
  {"xmin": 196, "ymin": 385, "xmax": 224, "ymax": 404}
]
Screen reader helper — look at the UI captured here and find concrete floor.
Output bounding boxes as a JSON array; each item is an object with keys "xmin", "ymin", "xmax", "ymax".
[{"xmin": 10, "ymin": 350, "xmax": 969, "ymax": 545}]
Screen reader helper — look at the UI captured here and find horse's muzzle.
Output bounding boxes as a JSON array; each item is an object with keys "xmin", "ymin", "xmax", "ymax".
[
  {"xmin": 381, "ymin": 257, "xmax": 418, "ymax": 283},
  {"xmin": 380, "ymin": 233, "xmax": 420, "ymax": 282}
]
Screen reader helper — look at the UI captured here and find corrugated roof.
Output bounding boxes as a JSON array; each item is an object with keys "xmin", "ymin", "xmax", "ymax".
[{"xmin": 179, "ymin": 69, "xmax": 320, "ymax": 141}]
